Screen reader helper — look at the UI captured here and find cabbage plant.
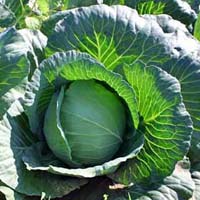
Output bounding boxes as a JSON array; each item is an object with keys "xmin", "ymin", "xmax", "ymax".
[{"xmin": 0, "ymin": 3, "xmax": 200, "ymax": 200}]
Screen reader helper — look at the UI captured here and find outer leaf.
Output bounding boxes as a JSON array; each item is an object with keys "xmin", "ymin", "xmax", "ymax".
[
  {"xmin": 0, "ymin": 28, "xmax": 29, "ymax": 119},
  {"xmin": 24, "ymin": 50, "xmax": 142, "ymax": 178},
  {"xmin": 22, "ymin": 137, "xmax": 143, "ymax": 178},
  {"xmin": 139, "ymin": 14, "xmax": 200, "ymax": 165},
  {"xmin": 24, "ymin": 68, "xmax": 55, "ymax": 137},
  {"xmin": 108, "ymin": 160, "xmax": 195, "ymax": 200},
  {"xmin": 0, "ymin": 100, "xmax": 87, "ymax": 198},
  {"xmin": 137, "ymin": 13, "xmax": 200, "ymax": 197},
  {"xmin": 103, "ymin": 0, "xmax": 197, "ymax": 25},
  {"xmin": 46, "ymin": 4, "xmax": 200, "ymax": 166},
  {"xmin": 110, "ymin": 62, "xmax": 192, "ymax": 184},
  {"xmin": 46, "ymin": 5, "xmax": 172, "ymax": 70},
  {"xmin": 41, "ymin": 9, "xmax": 71, "ymax": 35},
  {"xmin": 17, "ymin": 29, "xmax": 47, "ymax": 71},
  {"xmin": 0, "ymin": 28, "xmax": 47, "ymax": 119}
]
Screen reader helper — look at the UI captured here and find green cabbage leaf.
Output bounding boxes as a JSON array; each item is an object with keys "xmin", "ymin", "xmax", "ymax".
[
  {"xmin": 0, "ymin": 99, "xmax": 87, "ymax": 198},
  {"xmin": 0, "ymin": 28, "xmax": 47, "ymax": 119},
  {"xmin": 103, "ymin": 0, "xmax": 197, "ymax": 25}
]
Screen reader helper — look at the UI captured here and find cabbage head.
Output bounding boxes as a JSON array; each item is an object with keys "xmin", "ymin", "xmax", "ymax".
[{"xmin": 44, "ymin": 80, "xmax": 126, "ymax": 167}]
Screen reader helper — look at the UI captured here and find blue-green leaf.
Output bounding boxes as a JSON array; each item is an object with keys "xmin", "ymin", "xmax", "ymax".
[
  {"xmin": 0, "ymin": 28, "xmax": 47, "ymax": 119},
  {"xmin": 103, "ymin": 0, "xmax": 197, "ymax": 25},
  {"xmin": 0, "ymin": 100, "xmax": 87, "ymax": 198},
  {"xmin": 109, "ymin": 160, "xmax": 194, "ymax": 200},
  {"xmin": 110, "ymin": 62, "xmax": 192, "ymax": 184}
]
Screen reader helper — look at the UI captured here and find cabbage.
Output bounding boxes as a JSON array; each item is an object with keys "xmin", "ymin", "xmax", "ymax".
[
  {"xmin": 1, "ymin": 2, "xmax": 200, "ymax": 200},
  {"xmin": 44, "ymin": 80, "xmax": 126, "ymax": 167}
]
